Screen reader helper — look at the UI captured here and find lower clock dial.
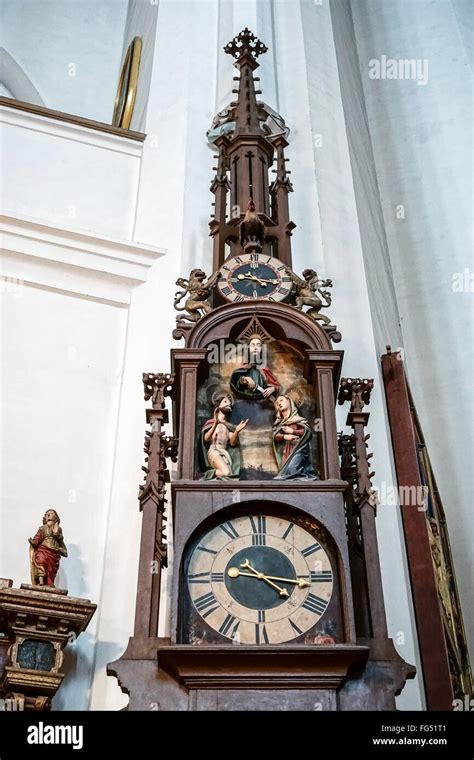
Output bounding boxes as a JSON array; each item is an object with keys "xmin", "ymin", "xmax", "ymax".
[{"xmin": 186, "ymin": 515, "xmax": 334, "ymax": 644}]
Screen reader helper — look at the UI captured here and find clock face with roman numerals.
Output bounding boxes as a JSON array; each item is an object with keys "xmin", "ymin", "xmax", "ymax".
[
  {"xmin": 186, "ymin": 515, "xmax": 334, "ymax": 644},
  {"xmin": 217, "ymin": 253, "xmax": 293, "ymax": 303}
]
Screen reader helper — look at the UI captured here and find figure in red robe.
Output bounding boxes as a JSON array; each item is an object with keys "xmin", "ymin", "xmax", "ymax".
[
  {"xmin": 29, "ymin": 509, "xmax": 68, "ymax": 587},
  {"xmin": 230, "ymin": 335, "xmax": 280, "ymax": 401}
]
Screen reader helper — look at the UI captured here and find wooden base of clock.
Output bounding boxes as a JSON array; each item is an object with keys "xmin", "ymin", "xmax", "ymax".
[
  {"xmin": 109, "ymin": 638, "xmax": 415, "ymax": 710},
  {"xmin": 158, "ymin": 643, "xmax": 369, "ymax": 688},
  {"xmin": 109, "ymin": 480, "xmax": 414, "ymax": 711}
]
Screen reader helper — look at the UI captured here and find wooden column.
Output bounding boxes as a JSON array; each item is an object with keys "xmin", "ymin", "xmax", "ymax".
[
  {"xmin": 338, "ymin": 379, "xmax": 388, "ymax": 640},
  {"xmin": 305, "ymin": 351, "xmax": 343, "ymax": 480},
  {"xmin": 173, "ymin": 350, "xmax": 208, "ymax": 479},
  {"xmin": 381, "ymin": 350, "xmax": 453, "ymax": 710},
  {"xmin": 134, "ymin": 373, "xmax": 176, "ymax": 639}
]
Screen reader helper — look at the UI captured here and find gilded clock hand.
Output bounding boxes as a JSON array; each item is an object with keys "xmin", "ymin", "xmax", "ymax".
[
  {"xmin": 227, "ymin": 568, "xmax": 260, "ymax": 578},
  {"xmin": 227, "ymin": 567, "xmax": 310, "ymax": 589},
  {"xmin": 236, "ymin": 272, "xmax": 267, "ymax": 287},
  {"xmin": 227, "ymin": 560, "xmax": 290, "ymax": 598},
  {"xmin": 261, "ymin": 575, "xmax": 311, "ymax": 588},
  {"xmin": 240, "ymin": 560, "xmax": 307, "ymax": 589},
  {"xmin": 236, "ymin": 272, "xmax": 280, "ymax": 287}
]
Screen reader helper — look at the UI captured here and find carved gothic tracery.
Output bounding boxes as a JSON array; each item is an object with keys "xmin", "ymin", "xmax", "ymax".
[
  {"xmin": 224, "ymin": 28, "xmax": 268, "ymax": 60},
  {"xmin": 338, "ymin": 377, "xmax": 374, "ymax": 412},
  {"xmin": 139, "ymin": 373, "xmax": 177, "ymax": 574}
]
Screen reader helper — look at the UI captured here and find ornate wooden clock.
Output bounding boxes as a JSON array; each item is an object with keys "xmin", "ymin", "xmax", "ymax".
[
  {"xmin": 216, "ymin": 253, "xmax": 293, "ymax": 303},
  {"xmin": 109, "ymin": 28, "xmax": 414, "ymax": 711}
]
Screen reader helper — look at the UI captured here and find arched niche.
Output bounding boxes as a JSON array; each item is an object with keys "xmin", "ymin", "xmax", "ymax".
[{"xmin": 172, "ymin": 302, "xmax": 343, "ymax": 481}]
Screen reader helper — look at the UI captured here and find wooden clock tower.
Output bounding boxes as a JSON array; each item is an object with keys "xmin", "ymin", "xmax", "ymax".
[{"xmin": 109, "ymin": 29, "xmax": 414, "ymax": 711}]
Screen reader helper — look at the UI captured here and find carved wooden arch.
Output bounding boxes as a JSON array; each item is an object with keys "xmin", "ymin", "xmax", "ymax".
[
  {"xmin": 184, "ymin": 301, "xmax": 333, "ymax": 351},
  {"xmin": 171, "ymin": 301, "xmax": 342, "ymax": 480},
  {"xmin": 180, "ymin": 496, "xmax": 342, "ymax": 548}
]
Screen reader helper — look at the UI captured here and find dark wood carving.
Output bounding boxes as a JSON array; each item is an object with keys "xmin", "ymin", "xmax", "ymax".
[
  {"xmin": 338, "ymin": 378, "xmax": 386, "ymax": 637},
  {"xmin": 338, "ymin": 433, "xmax": 371, "ymax": 637},
  {"xmin": 109, "ymin": 30, "xmax": 415, "ymax": 711},
  {"xmin": 135, "ymin": 372, "xmax": 177, "ymax": 638},
  {"xmin": 337, "ymin": 376, "xmax": 415, "ymax": 710},
  {"xmin": 381, "ymin": 348, "xmax": 471, "ymax": 709},
  {"xmin": 0, "ymin": 579, "xmax": 96, "ymax": 711}
]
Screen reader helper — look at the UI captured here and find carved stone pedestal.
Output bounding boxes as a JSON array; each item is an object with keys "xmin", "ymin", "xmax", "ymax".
[{"xmin": 0, "ymin": 579, "xmax": 96, "ymax": 710}]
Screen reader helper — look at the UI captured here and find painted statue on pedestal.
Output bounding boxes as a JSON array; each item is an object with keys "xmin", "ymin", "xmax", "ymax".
[
  {"xmin": 200, "ymin": 391, "xmax": 248, "ymax": 479},
  {"xmin": 29, "ymin": 509, "xmax": 68, "ymax": 587},
  {"xmin": 272, "ymin": 395, "xmax": 318, "ymax": 480}
]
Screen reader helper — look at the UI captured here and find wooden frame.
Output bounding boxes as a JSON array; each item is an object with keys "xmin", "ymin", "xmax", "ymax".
[{"xmin": 381, "ymin": 349, "xmax": 454, "ymax": 710}]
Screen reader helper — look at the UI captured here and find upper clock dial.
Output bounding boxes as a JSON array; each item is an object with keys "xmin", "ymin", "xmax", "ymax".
[
  {"xmin": 186, "ymin": 515, "xmax": 334, "ymax": 644},
  {"xmin": 217, "ymin": 253, "xmax": 293, "ymax": 303}
]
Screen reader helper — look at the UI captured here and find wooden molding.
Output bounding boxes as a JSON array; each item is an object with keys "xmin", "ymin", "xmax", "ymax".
[
  {"xmin": 157, "ymin": 644, "xmax": 369, "ymax": 689},
  {"xmin": 0, "ymin": 96, "xmax": 146, "ymax": 142},
  {"xmin": 0, "ymin": 213, "xmax": 165, "ymax": 305}
]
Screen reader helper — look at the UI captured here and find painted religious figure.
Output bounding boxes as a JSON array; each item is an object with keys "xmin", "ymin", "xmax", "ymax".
[
  {"xmin": 272, "ymin": 395, "xmax": 318, "ymax": 480},
  {"xmin": 200, "ymin": 391, "xmax": 248, "ymax": 479},
  {"xmin": 29, "ymin": 509, "xmax": 68, "ymax": 587},
  {"xmin": 230, "ymin": 335, "xmax": 280, "ymax": 401}
]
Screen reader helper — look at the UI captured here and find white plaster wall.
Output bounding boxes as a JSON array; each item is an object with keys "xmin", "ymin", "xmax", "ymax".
[
  {"xmin": 121, "ymin": 0, "xmax": 159, "ymax": 132},
  {"xmin": 0, "ymin": 93, "xmax": 163, "ymax": 712},
  {"xmin": 0, "ymin": 106, "xmax": 142, "ymax": 238},
  {"xmin": 89, "ymin": 0, "xmax": 222, "ymax": 711},
  {"xmin": 0, "ymin": 0, "xmax": 128, "ymax": 122},
  {"xmin": 350, "ymin": 0, "xmax": 474, "ymax": 660},
  {"xmin": 0, "ymin": 283, "xmax": 128, "ymax": 710}
]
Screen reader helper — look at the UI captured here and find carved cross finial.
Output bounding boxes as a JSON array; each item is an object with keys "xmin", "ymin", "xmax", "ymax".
[
  {"xmin": 224, "ymin": 28, "xmax": 268, "ymax": 61},
  {"xmin": 338, "ymin": 377, "xmax": 374, "ymax": 412},
  {"xmin": 142, "ymin": 372, "xmax": 175, "ymax": 408}
]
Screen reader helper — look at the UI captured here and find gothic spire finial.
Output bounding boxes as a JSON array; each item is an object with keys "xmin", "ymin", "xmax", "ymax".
[
  {"xmin": 224, "ymin": 28, "xmax": 268, "ymax": 63},
  {"xmin": 209, "ymin": 28, "xmax": 295, "ymax": 269},
  {"xmin": 224, "ymin": 29, "xmax": 267, "ymax": 138}
]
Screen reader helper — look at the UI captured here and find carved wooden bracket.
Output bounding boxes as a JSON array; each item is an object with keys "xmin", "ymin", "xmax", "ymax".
[
  {"xmin": 143, "ymin": 372, "xmax": 175, "ymax": 408},
  {"xmin": 0, "ymin": 585, "xmax": 95, "ymax": 711},
  {"xmin": 338, "ymin": 377, "xmax": 374, "ymax": 412}
]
